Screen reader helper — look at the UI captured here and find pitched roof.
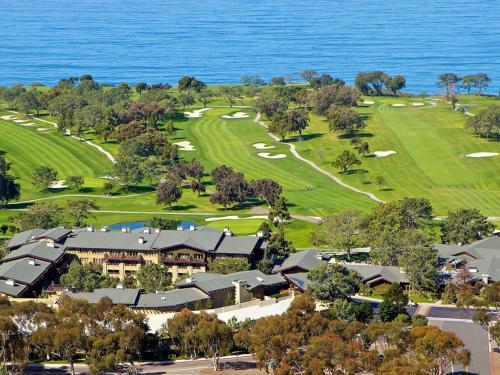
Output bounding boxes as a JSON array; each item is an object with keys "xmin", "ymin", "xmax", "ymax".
[
  {"xmin": 215, "ymin": 236, "xmax": 260, "ymax": 255},
  {"xmin": 344, "ymin": 263, "xmax": 409, "ymax": 284},
  {"xmin": 1, "ymin": 242, "xmax": 65, "ymax": 264},
  {"xmin": 284, "ymin": 272, "xmax": 310, "ymax": 291},
  {"xmin": 273, "ymin": 249, "xmax": 323, "ymax": 273},
  {"xmin": 436, "ymin": 236, "xmax": 500, "ymax": 261},
  {"xmin": 0, "ymin": 257, "xmax": 51, "ymax": 285},
  {"xmin": 153, "ymin": 227, "xmax": 224, "ymax": 251},
  {"xmin": 65, "ymin": 288, "xmax": 141, "ymax": 305},
  {"xmin": 468, "ymin": 257, "xmax": 500, "ymax": 282},
  {"xmin": 6, "ymin": 229, "xmax": 45, "ymax": 248},
  {"xmin": 64, "ymin": 231, "xmax": 160, "ymax": 251},
  {"xmin": 37, "ymin": 227, "xmax": 72, "ymax": 241},
  {"xmin": 177, "ymin": 270, "xmax": 287, "ymax": 293},
  {"xmin": 0, "ymin": 279, "xmax": 29, "ymax": 297},
  {"xmin": 135, "ymin": 288, "xmax": 210, "ymax": 309}
]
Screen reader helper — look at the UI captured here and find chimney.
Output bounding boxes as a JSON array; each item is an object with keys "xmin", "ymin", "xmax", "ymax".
[
  {"xmin": 116, "ymin": 283, "xmax": 124, "ymax": 289},
  {"xmin": 482, "ymin": 274, "xmax": 490, "ymax": 284},
  {"xmin": 189, "ymin": 225, "xmax": 195, "ymax": 231},
  {"xmin": 5, "ymin": 279, "xmax": 15, "ymax": 286},
  {"xmin": 138, "ymin": 236, "xmax": 145, "ymax": 244},
  {"xmin": 232, "ymin": 280, "xmax": 251, "ymax": 305},
  {"xmin": 46, "ymin": 242, "xmax": 56, "ymax": 248},
  {"xmin": 28, "ymin": 258, "xmax": 37, "ymax": 266},
  {"xmin": 177, "ymin": 225, "xmax": 184, "ymax": 231}
]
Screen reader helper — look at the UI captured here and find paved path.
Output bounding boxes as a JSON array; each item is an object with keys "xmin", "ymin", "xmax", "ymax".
[
  {"xmin": 253, "ymin": 113, "xmax": 384, "ymax": 203},
  {"xmin": 6, "ymin": 110, "xmax": 116, "ymax": 163}
]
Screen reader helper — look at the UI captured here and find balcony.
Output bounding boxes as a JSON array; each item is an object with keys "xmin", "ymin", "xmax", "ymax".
[
  {"xmin": 162, "ymin": 257, "xmax": 206, "ymax": 266},
  {"xmin": 104, "ymin": 254, "xmax": 144, "ymax": 264}
]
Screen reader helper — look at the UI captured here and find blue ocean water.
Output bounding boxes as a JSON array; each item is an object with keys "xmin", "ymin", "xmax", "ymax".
[{"xmin": 1, "ymin": 0, "xmax": 499, "ymax": 93}]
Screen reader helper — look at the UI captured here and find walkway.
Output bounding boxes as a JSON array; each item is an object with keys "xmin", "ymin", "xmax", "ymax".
[{"xmin": 253, "ymin": 113, "xmax": 384, "ymax": 203}]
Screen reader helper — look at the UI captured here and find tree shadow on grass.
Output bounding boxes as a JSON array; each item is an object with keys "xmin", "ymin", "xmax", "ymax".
[
  {"xmin": 169, "ymin": 204, "xmax": 197, "ymax": 211},
  {"xmin": 289, "ymin": 133, "xmax": 324, "ymax": 142},
  {"xmin": 119, "ymin": 186, "xmax": 156, "ymax": 194}
]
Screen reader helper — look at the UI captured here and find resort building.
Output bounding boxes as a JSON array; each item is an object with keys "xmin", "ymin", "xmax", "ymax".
[{"xmin": 4, "ymin": 226, "xmax": 266, "ymax": 285}]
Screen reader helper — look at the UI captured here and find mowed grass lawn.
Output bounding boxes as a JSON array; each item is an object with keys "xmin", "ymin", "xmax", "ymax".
[
  {"xmin": 174, "ymin": 107, "xmax": 375, "ymax": 216},
  {"xmin": 294, "ymin": 96, "xmax": 500, "ymax": 216}
]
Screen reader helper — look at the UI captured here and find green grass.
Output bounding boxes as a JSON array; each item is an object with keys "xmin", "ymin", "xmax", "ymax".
[{"xmin": 292, "ymin": 96, "xmax": 500, "ymax": 216}]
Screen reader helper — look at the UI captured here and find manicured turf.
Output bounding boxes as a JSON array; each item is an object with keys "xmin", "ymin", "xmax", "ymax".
[
  {"xmin": 174, "ymin": 108, "xmax": 375, "ymax": 216},
  {"xmin": 292, "ymin": 96, "xmax": 500, "ymax": 216}
]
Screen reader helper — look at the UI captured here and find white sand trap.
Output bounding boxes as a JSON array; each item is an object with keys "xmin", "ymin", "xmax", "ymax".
[
  {"xmin": 221, "ymin": 112, "xmax": 249, "ymax": 119},
  {"xmin": 252, "ymin": 143, "xmax": 275, "ymax": 150},
  {"xmin": 411, "ymin": 102, "xmax": 425, "ymax": 106},
  {"xmin": 19, "ymin": 122, "xmax": 37, "ymax": 126},
  {"xmin": 392, "ymin": 104, "xmax": 406, "ymax": 107},
  {"xmin": 374, "ymin": 150, "xmax": 397, "ymax": 158},
  {"xmin": 466, "ymin": 152, "xmax": 498, "ymax": 158},
  {"xmin": 205, "ymin": 215, "xmax": 268, "ymax": 222},
  {"xmin": 258, "ymin": 152, "xmax": 287, "ymax": 159},
  {"xmin": 13, "ymin": 119, "xmax": 27, "ymax": 123},
  {"xmin": 1, "ymin": 115, "xmax": 17, "ymax": 120},
  {"xmin": 184, "ymin": 108, "xmax": 212, "ymax": 118},
  {"xmin": 37, "ymin": 128, "xmax": 48, "ymax": 132},
  {"xmin": 174, "ymin": 141, "xmax": 196, "ymax": 151},
  {"xmin": 49, "ymin": 180, "xmax": 68, "ymax": 189},
  {"xmin": 363, "ymin": 101, "xmax": 375, "ymax": 105}
]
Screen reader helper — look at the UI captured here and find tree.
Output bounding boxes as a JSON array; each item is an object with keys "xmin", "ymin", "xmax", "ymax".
[
  {"xmin": 156, "ymin": 179, "xmax": 182, "ymax": 208},
  {"xmin": 268, "ymin": 111, "xmax": 292, "ymax": 141},
  {"xmin": 441, "ymin": 208, "xmax": 494, "ymax": 244},
  {"xmin": 102, "ymin": 180, "xmax": 114, "ymax": 196},
  {"xmin": 185, "ymin": 159, "xmax": 204, "ymax": 181},
  {"xmin": 399, "ymin": 236, "xmax": 440, "ymax": 292},
  {"xmin": 15, "ymin": 90, "xmax": 42, "ymax": 115},
  {"xmin": 466, "ymin": 104, "xmax": 500, "ymax": 139},
  {"xmin": 355, "ymin": 72, "xmax": 371, "ymax": 95},
  {"xmin": 284, "ymin": 108, "xmax": 309, "ymax": 137},
  {"xmin": 66, "ymin": 175, "xmax": 84, "ymax": 192},
  {"xmin": 112, "ymin": 154, "xmax": 144, "ymax": 189},
  {"xmin": 190, "ymin": 180, "xmax": 206, "ymax": 196},
  {"xmin": 327, "ymin": 299, "xmax": 356, "ymax": 322},
  {"xmin": 197, "ymin": 89, "xmax": 214, "ymax": 107},
  {"xmin": 437, "ymin": 73, "xmax": 461, "ymax": 96},
  {"xmin": 461, "ymin": 74, "xmax": 475, "ymax": 95},
  {"xmin": 268, "ymin": 195, "xmax": 290, "ymax": 226},
  {"xmin": 384, "ymin": 75, "xmax": 406, "ymax": 95},
  {"xmin": 13, "ymin": 201, "xmax": 62, "ymax": 230},
  {"xmin": 64, "ymin": 199, "xmax": 98, "ymax": 227},
  {"xmin": 332, "ymin": 150, "xmax": 361, "ymax": 173},
  {"xmin": 378, "ymin": 283, "xmax": 408, "ymax": 322},
  {"xmin": 270, "ymin": 76, "xmax": 286, "ymax": 86},
  {"xmin": 299, "ymin": 69, "xmax": 318, "ymax": 83},
  {"xmin": 356, "ymin": 141, "xmax": 370, "ymax": 156},
  {"xmin": 217, "ymin": 86, "xmax": 242, "ymax": 107},
  {"xmin": 312, "ymin": 209, "xmax": 365, "ymax": 260},
  {"xmin": 327, "ymin": 106, "xmax": 365, "ymax": 137},
  {"xmin": 208, "ymin": 258, "xmax": 250, "ymax": 274},
  {"xmin": 0, "ymin": 173, "xmax": 20, "ymax": 207},
  {"xmin": 141, "ymin": 158, "xmax": 161, "ymax": 186},
  {"xmin": 307, "ymin": 263, "xmax": 362, "ymax": 303},
  {"xmin": 179, "ymin": 91, "xmax": 195, "ymax": 109},
  {"xmin": 136, "ymin": 264, "xmax": 172, "ymax": 292},
  {"xmin": 149, "ymin": 216, "xmax": 178, "ymax": 230},
  {"xmin": 255, "ymin": 95, "xmax": 288, "ymax": 119},
  {"xmin": 60, "ymin": 261, "xmax": 117, "ymax": 291},
  {"xmin": 32, "ymin": 166, "xmax": 57, "ymax": 191},
  {"xmin": 210, "ymin": 172, "xmax": 249, "ymax": 209},
  {"xmin": 411, "ymin": 325, "xmax": 470, "ymax": 375},
  {"xmin": 309, "ymin": 85, "xmax": 360, "ymax": 115},
  {"xmin": 367, "ymin": 71, "xmax": 389, "ymax": 95},
  {"xmin": 178, "ymin": 76, "xmax": 206, "ymax": 93},
  {"xmin": 472, "ymin": 73, "xmax": 491, "ymax": 94},
  {"xmin": 250, "ymin": 178, "xmax": 282, "ymax": 206},
  {"xmin": 374, "ymin": 175, "xmax": 386, "ymax": 190}
]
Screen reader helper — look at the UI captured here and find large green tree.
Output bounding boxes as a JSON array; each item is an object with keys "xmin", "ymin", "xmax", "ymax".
[
  {"xmin": 307, "ymin": 263, "xmax": 362, "ymax": 303},
  {"xmin": 32, "ymin": 166, "xmax": 57, "ymax": 191},
  {"xmin": 331, "ymin": 150, "xmax": 361, "ymax": 173},
  {"xmin": 441, "ymin": 208, "xmax": 494, "ymax": 244},
  {"xmin": 136, "ymin": 264, "xmax": 172, "ymax": 292}
]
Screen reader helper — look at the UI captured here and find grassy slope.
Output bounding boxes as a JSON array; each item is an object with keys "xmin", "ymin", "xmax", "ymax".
[
  {"xmin": 175, "ymin": 107, "xmax": 375, "ymax": 216},
  {"xmin": 294, "ymin": 96, "xmax": 500, "ymax": 216}
]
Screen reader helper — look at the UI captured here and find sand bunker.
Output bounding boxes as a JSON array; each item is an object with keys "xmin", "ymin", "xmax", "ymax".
[
  {"xmin": 363, "ymin": 101, "xmax": 375, "ymax": 105},
  {"xmin": 0, "ymin": 115, "xmax": 17, "ymax": 120},
  {"xmin": 252, "ymin": 143, "xmax": 275, "ymax": 150},
  {"xmin": 258, "ymin": 152, "xmax": 287, "ymax": 159},
  {"xmin": 184, "ymin": 108, "xmax": 212, "ymax": 118},
  {"xmin": 174, "ymin": 141, "xmax": 196, "ymax": 151},
  {"xmin": 221, "ymin": 112, "xmax": 249, "ymax": 119},
  {"xmin": 37, "ymin": 128, "xmax": 49, "ymax": 132},
  {"xmin": 411, "ymin": 102, "xmax": 425, "ymax": 106},
  {"xmin": 374, "ymin": 150, "xmax": 397, "ymax": 158},
  {"xmin": 49, "ymin": 180, "xmax": 68, "ymax": 189},
  {"xmin": 392, "ymin": 104, "xmax": 406, "ymax": 107},
  {"xmin": 205, "ymin": 215, "xmax": 268, "ymax": 222},
  {"xmin": 13, "ymin": 119, "xmax": 27, "ymax": 123},
  {"xmin": 466, "ymin": 152, "xmax": 498, "ymax": 158},
  {"xmin": 18, "ymin": 122, "xmax": 37, "ymax": 126}
]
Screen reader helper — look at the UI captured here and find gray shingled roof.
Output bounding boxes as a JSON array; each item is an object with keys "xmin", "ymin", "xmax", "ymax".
[
  {"xmin": 2, "ymin": 242, "xmax": 65, "ymax": 264},
  {"xmin": 284, "ymin": 272, "xmax": 310, "ymax": 291},
  {"xmin": 153, "ymin": 227, "xmax": 224, "ymax": 251},
  {"xmin": 135, "ymin": 288, "xmax": 210, "ymax": 308},
  {"xmin": 468, "ymin": 258, "xmax": 500, "ymax": 282},
  {"xmin": 65, "ymin": 288, "xmax": 141, "ymax": 305},
  {"xmin": 178, "ymin": 270, "xmax": 287, "ymax": 293},
  {"xmin": 0, "ymin": 279, "xmax": 28, "ymax": 297},
  {"xmin": 0, "ymin": 257, "xmax": 51, "ymax": 285},
  {"xmin": 436, "ymin": 236, "xmax": 500, "ymax": 260},
  {"xmin": 6, "ymin": 229, "xmax": 45, "ymax": 248},
  {"xmin": 215, "ymin": 236, "xmax": 260, "ymax": 255},
  {"xmin": 38, "ymin": 228, "xmax": 72, "ymax": 241},
  {"xmin": 344, "ymin": 263, "xmax": 409, "ymax": 284},
  {"xmin": 64, "ymin": 231, "xmax": 160, "ymax": 251},
  {"xmin": 273, "ymin": 249, "xmax": 323, "ymax": 273}
]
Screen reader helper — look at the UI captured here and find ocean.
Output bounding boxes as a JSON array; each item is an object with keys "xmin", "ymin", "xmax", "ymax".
[{"xmin": 1, "ymin": 0, "xmax": 499, "ymax": 93}]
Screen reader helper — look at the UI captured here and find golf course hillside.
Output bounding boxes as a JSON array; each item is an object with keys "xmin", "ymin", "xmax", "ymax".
[{"xmin": 287, "ymin": 96, "xmax": 500, "ymax": 216}]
